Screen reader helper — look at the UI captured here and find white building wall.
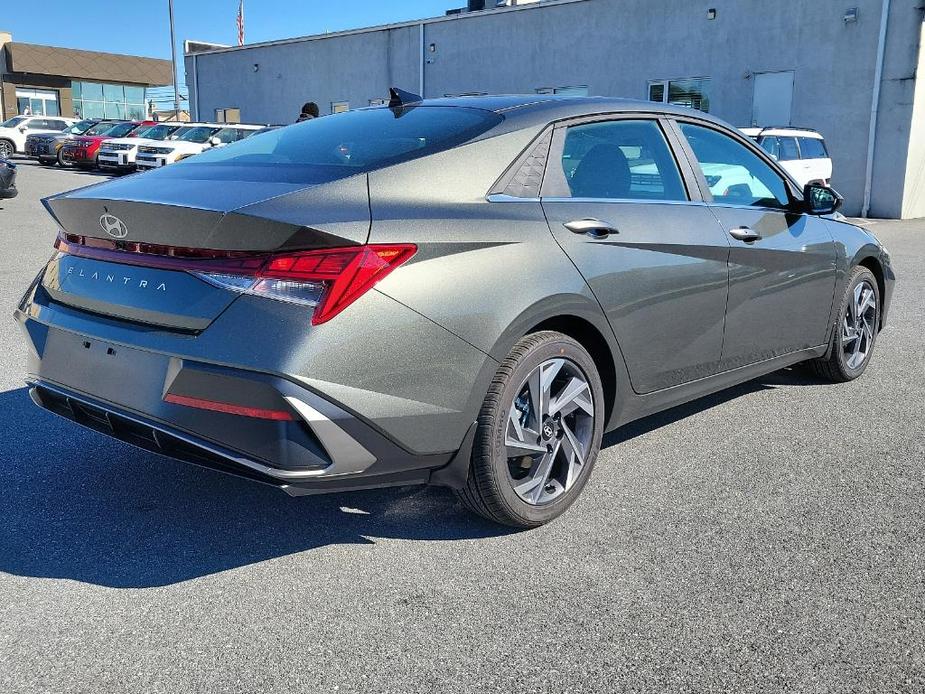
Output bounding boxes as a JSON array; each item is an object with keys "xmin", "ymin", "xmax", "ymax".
[{"xmin": 186, "ymin": 0, "xmax": 925, "ymax": 218}]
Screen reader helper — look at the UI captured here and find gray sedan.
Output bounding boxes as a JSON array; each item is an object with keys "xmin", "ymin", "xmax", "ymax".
[{"xmin": 16, "ymin": 93, "xmax": 894, "ymax": 527}]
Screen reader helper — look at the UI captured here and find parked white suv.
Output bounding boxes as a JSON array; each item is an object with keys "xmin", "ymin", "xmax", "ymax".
[
  {"xmin": 98, "ymin": 122, "xmax": 191, "ymax": 172},
  {"xmin": 135, "ymin": 123, "xmax": 263, "ymax": 170},
  {"xmin": 0, "ymin": 115, "xmax": 78, "ymax": 158},
  {"xmin": 740, "ymin": 127, "xmax": 832, "ymax": 188}
]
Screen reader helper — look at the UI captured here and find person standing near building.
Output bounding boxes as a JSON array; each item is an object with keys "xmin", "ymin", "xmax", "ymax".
[{"xmin": 297, "ymin": 102, "xmax": 319, "ymax": 122}]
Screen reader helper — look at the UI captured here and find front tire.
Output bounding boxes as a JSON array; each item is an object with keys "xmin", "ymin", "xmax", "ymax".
[
  {"xmin": 0, "ymin": 140, "xmax": 14, "ymax": 159},
  {"xmin": 456, "ymin": 331, "xmax": 605, "ymax": 528},
  {"xmin": 808, "ymin": 266, "xmax": 880, "ymax": 382}
]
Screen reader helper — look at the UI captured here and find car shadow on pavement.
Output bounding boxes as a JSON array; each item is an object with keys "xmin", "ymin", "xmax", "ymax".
[
  {"xmin": 0, "ymin": 387, "xmax": 512, "ymax": 589},
  {"xmin": 0, "ymin": 367, "xmax": 820, "ymax": 589}
]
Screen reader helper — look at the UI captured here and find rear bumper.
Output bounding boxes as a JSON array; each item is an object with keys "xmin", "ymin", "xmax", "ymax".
[
  {"xmin": 28, "ymin": 379, "xmax": 470, "ymax": 495},
  {"xmin": 15, "ymin": 268, "xmax": 491, "ymax": 494}
]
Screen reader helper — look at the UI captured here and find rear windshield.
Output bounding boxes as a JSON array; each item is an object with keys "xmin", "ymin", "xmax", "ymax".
[{"xmin": 157, "ymin": 106, "xmax": 503, "ymax": 183}]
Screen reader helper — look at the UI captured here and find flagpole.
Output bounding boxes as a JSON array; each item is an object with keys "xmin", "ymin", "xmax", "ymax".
[{"xmin": 168, "ymin": 0, "xmax": 180, "ymax": 115}]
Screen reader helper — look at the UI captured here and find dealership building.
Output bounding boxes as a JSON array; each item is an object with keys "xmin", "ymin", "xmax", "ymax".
[
  {"xmin": 0, "ymin": 32, "xmax": 172, "ymax": 122},
  {"xmin": 184, "ymin": 0, "xmax": 925, "ymax": 218}
]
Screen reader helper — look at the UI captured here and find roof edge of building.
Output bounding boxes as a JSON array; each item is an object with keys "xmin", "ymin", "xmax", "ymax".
[{"xmin": 184, "ymin": 0, "xmax": 591, "ymax": 58}]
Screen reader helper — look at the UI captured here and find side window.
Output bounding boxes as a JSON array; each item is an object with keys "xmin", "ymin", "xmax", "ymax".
[
  {"xmin": 799, "ymin": 137, "xmax": 827, "ymax": 159},
  {"xmin": 679, "ymin": 123, "xmax": 790, "ymax": 209},
  {"xmin": 560, "ymin": 120, "xmax": 686, "ymax": 201},
  {"xmin": 777, "ymin": 136, "xmax": 800, "ymax": 161},
  {"xmin": 759, "ymin": 136, "xmax": 780, "ymax": 159},
  {"xmin": 26, "ymin": 119, "xmax": 47, "ymax": 130}
]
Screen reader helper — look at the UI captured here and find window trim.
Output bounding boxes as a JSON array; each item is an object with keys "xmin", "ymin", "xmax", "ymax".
[
  {"xmin": 539, "ymin": 114, "xmax": 698, "ymax": 203},
  {"xmin": 667, "ymin": 116, "xmax": 804, "ymax": 212}
]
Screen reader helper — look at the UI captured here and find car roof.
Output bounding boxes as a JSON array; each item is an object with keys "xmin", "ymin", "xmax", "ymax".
[
  {"xmin": 387, "ymin": 94, "xmax": 735, "ymax": 131},
  {"xmin": 740, "ymin": 126, "xmax": 824, "ymax": 139}
]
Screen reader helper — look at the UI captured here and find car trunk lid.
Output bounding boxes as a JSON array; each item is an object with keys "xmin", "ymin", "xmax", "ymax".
[{"xmin": 40, "ymin": 174, "xmax": 371, "ymax": 331}]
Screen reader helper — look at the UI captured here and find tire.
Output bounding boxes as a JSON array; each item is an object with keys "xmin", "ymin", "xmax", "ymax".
[
  {"xmin": 808, "ymin": 266, "xmax": 880, "ymax": 382},
  {"xmin": 456, "ymin": 331, "xmax": 605, "ymax": 528},
  {"xmin": 57, "ymin": 149, "xmax": 71, "ymax": 168},
  {"xmin": 0, "ymin": 140, "xmax": 14, "ymax": 159}
]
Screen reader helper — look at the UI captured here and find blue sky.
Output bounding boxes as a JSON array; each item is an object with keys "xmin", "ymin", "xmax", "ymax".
[{"xmin": 3, "ymin": 1, "xmax": 453, "ymax": 107}]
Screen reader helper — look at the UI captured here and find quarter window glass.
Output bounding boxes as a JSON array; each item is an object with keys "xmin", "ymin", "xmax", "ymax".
[
  {"xmin": 680, "ymin": 123, "xmax": 789, "ymax": 209},
  {"xmin": 777, "ymin": 137, "xmax": 800, "ymax": 161},
  {"xmin": 799, "ymin": 137, "xmax": 827, "ymax": 159},
  {"xmin": 561, "ymin": 120, "xmax": 686, "ymax": 201}
]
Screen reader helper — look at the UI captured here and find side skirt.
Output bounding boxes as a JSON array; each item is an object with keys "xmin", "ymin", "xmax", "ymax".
[{"xmin": 611, "ymin": 345, "xmax": 827, "ymax": 430}]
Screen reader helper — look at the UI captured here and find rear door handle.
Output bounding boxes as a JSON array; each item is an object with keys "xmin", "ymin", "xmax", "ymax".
[
  {"xmin": 728, "ymin": 226, "xmax": 762, "ymax": 242},
  {"xmin": 564, "ymin": 218, "xmax": 619, "ymax": 239}
]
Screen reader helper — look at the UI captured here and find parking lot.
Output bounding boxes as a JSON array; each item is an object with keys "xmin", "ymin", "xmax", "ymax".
[{"xmin": 0, "ymin": 159, "xmax": 923, "ymax": 692}]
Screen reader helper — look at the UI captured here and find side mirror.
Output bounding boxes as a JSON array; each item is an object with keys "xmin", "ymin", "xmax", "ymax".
[
  {"xmin": 18, "ymin": 126, "xmax": 27, "ymax": 133},
  {"xmin": 804, "ymin": 183, "xmax": 842, "ymax": 215},
  {"xmin": 208, "ymin": 136, "xmax": 221, "ymax": 146}
]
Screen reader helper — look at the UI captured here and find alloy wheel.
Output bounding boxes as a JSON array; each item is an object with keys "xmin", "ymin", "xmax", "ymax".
[
  {"xmin": 842, "ymin": 279, "xmax": 877, "ymax": 370},
  {"xmin": 505, "ymin": 358, "xmax": 595, "ymax": 506},
  {"xmin": 0, "ymin": 141, "xmax": 13, "ymax": 159}
]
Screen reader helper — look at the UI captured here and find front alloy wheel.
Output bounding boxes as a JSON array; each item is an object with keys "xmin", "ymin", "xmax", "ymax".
[
  {"xmin": 0, "ymin": 141, "xmax": 14, "ymax": 159},
  {"xmin": 457, "ymin": 331, "xmax": 605, "ymax": 527},
  {"xmin": 808, "ymin": 265, "xmax": 881, "ymax": 382}
]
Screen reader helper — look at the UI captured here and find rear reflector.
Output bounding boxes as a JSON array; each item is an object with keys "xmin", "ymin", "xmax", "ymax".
[
  {"xmin": 56, "ymin": 233, "xmax": 416, "ymax": 325},
  {"xmin": 164, "ymin": 393, "xmax": 296, "ymax": 421}
]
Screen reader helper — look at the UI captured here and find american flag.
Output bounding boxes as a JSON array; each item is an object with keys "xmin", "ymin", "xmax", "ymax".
[{"xmin": 236, "ymin": 0, "xmax": 245, "ymax": 46}]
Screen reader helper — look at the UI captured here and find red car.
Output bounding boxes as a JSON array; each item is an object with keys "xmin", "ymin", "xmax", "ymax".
[{"xmin": 61, "ymin": 120, "xmax": 157, "ymax": 169}]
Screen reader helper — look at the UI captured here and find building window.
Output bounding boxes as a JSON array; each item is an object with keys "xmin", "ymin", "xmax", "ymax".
[
  {"xmin": 535, "ymin": 85, "xmax": 589, "ymax": 96},
  {"xmin": 331, "ymin": 101, "xmax": 350, "ymax": 114},
  {"xmin": 71, "ymin": 81, "xmax": 148, "ymax": 120},
  {"xmin": 648, "ymin": 77, "xmax": 710, "ymax": 112},
  {"xmin": 215, "ymin": 108, "xmax": 241, "ymax": 123},
  {"xmin": 15, "ymin": 88, "xmax": 60, "ymax": 116}
]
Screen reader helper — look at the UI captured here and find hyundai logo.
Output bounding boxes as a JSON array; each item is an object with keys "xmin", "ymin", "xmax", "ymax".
[{"xmin": 99, "ymin": 213, "xmax": 128, "ymax": 239}]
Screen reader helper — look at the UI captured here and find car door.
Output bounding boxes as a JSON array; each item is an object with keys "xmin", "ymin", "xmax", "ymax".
[
  {"xmin": 674, "ymin": 120, "xmax": 837, "ymax": 371},
  {"xmin": 541, "ymin": 116, "xmax": 731, "ymax": 394}
]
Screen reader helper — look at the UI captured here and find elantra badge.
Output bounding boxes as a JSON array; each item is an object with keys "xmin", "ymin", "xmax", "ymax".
[{"xmin": 99, "ymin": 213, "xmax": 128, "ymax": 239}]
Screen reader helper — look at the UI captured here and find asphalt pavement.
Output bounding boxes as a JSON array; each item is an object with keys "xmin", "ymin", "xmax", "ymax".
[{"xmin": 0, "ymin": 159, "xmax": 922, "ymax": 693}]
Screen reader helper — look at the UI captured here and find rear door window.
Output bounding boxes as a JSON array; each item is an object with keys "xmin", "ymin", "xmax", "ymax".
[
  {"xmin": 777, "ymin": 137, "xmax": 800, "ymax": 161},
  {"xmin": 559, "ymin": 119, "xmax": 687, "ymax": 201},
  {"xmin": 798, "ymin": 137, "xmax": 827, "ymax": 159}
]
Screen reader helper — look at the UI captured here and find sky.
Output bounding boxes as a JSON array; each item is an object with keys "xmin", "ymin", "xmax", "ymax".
[{"xmin": 2, "ymin": 0, "xmax": 454, "ymax": 108}]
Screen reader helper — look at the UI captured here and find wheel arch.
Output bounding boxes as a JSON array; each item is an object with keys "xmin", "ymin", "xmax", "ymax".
[
  {"xmin": 484, "ymin": 293, "xmax": 631, "ymax": 430},
  {"xmin": 855, "ymin": 254, "xmax": 886, "ymax": 329},
  {"xmin": 526, "ymin": 314, "xmax": 618, "ymax": 425}
]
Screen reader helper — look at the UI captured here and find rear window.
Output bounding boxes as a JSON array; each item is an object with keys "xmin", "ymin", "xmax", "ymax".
[
  {"xmin": 159, "ymin": 106, "xmax": 503, "ymax": 183},
  {"xmin": 798, "ymin": 137, "xmax": 827, "ymax": 159}
]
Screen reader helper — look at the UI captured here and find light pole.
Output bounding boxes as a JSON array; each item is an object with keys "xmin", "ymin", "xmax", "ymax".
[{"xmin": 168, "ymin": 0, "xmax": 180, "ymax": 115}]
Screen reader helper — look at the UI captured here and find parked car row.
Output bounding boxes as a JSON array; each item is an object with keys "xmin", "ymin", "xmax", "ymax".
[{"xmin": 7, "ymin": 115, "xmax": 265, "ymax": 173}]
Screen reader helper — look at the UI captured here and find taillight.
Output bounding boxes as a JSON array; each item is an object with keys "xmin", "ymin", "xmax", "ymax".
[
  {"xmin": 195, "ymin": 245, "xmax": 417, "ymax": 325},
  {"xmin": 55, "ymin": 234, "xmax": 416, "ymax": 325}
]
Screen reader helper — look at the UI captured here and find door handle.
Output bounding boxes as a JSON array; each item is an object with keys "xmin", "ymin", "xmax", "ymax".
[
  {"xmin": 728, "ymin": 226, "xmax": 762, "ymax": 242},
  {"xmin": 564, "ymin": 218, "xmax": 619, "ymax": 239}
]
